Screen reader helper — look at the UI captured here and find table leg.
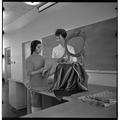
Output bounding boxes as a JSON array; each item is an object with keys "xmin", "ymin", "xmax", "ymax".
[{"xmin": 27, "ymin": 89, "xmax": 32, "ymax": 114}]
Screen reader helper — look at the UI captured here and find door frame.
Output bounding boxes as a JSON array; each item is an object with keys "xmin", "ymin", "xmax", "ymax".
[{"xmin": 22, "ymin": 41, "xmax": 31, "ymax": 83}]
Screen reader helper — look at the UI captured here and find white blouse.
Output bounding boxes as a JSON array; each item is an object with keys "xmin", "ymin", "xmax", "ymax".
[{"xmin": 52, "ymin": 44, "xmax": 77, "ymax": 62}]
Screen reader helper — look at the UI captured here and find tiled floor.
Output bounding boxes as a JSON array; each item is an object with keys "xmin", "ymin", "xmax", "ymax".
[{"xmin": 2, "ymin": 80, "xmax": 27, "ymax": 118}]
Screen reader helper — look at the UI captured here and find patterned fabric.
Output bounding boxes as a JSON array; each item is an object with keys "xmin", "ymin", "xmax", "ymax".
[
  {"xmin": 50, "ymin": 62, "xmax": 88, "ymax": 99},
  {"xmin": 78, "ymin": 91, "xmax": 116, "ymax": 107}
]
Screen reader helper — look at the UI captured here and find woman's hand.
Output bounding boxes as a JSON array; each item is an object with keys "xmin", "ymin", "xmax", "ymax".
[
  {"xmin": 39, "ymin": 67, "xmax": 44, "ymax": 73},
  {"xmin": 73, "ymin": 29, "xmax": 81, "ymax": 37},
  {"xmin": 66, "ymin": 29, "xmax": 86, "ymax": 41},
  {"xmin": 42, "ymin": 68, "xmax": 50, "ymax": 78},
  {"xmin": 42, "ymin": 69, "xmax": 48, "ymax": 76}
]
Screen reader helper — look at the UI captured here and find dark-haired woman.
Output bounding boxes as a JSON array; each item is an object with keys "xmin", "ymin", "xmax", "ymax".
[{"xmin": 25, "ymin": 40, "xmax": 45, "ymax": 113}]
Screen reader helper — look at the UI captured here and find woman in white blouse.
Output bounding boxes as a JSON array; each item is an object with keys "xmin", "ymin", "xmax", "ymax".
[
  {"xmin": 42, "ymin": 29, "xmax": 78, "ymax": 78},
  {"xmin": 52, "ymin": 29, "xmax": 77, "ymax": 62}
]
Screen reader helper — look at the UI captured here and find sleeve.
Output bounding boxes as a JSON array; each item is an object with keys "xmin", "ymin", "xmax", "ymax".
[
  {"xmin": 24, "ymin": 59, "xmax": 34, "ymax": 87},
  {"xmin": 68, "ymin": 46, "xmax": 77, "ymax": 62}
]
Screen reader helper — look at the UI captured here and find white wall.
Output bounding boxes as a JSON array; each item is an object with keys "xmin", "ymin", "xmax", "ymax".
[{"xmin": 3, "ymin": 2, "xmax": 117, "ymax": 84}]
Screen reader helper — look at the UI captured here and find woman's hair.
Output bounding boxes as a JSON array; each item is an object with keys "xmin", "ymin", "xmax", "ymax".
[
  {"xmin": 55, "ymin": 29, "xmax": 67, "ymax": 39},
  {"xmin": 30, "ymin": 40, "xmax": 41, "ymax": 55}
]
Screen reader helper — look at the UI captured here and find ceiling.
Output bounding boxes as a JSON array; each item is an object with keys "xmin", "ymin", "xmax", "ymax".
[{"xmin": 3, "ymin": 2, "xmax": 45, "ymax": 27}]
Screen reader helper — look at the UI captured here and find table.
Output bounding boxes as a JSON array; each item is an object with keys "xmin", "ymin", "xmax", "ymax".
[{"xmin": 22, "ymin": 84, "xmax": 117, "ymax": 118}]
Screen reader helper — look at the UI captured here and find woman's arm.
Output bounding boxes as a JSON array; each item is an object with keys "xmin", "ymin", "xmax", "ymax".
[
  {"xmin": 29, "ymin": 57, "xmax": 45, "ymax": 76},
  {"xmin": 66, "ymin": 30, "xmax": 86, "ymax": 41},
  {"xmin": 42, "ymin": 58, "xmax": 58, "ymax": 78},
  {"xmin": 30, "ymin": 67, "xmax": 44, "ymax": 76}
]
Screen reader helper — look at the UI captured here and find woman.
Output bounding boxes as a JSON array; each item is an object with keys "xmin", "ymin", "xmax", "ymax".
[
  {"xmin": 52, "ymin": 29, "xmax": 77, "ymax": 63},
  {"xmin": 25, "ymin": 40, "xmax": 45, "ymax": 113},
  {"xmin": 42, "ymin": 29, "xmax": 78, "ymax": 78}
]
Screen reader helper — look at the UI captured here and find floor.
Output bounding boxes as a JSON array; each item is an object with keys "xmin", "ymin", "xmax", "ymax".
[{"xmin": 2, "ymin": 80, "xmax": 27, "ymax": 118}]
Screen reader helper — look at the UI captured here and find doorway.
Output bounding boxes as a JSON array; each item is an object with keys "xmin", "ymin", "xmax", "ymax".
[{"xmin": 5, "ymin": 47, "xmax": 11, "ymax": 82}]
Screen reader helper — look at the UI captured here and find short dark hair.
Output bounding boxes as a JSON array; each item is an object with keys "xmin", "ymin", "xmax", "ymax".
[
  {"xmin": 31, "ymin": 40, "xmax": 41, "ymax": 55},
  {"xmin": 55, "ymin": 29, "xmax": 67, "ymax": 39}
]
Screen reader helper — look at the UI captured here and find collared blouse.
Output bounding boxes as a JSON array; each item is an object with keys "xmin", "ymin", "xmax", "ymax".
[{"xmin": 52, "ymin": 44, "xmax": 77, "ymax": 62}]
